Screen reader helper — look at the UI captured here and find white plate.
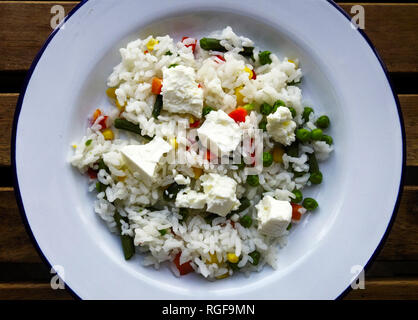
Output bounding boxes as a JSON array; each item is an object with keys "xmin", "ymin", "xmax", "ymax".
[{"xmin": 12, "ymin": 0, "xmax": 404, "ymax": 299}]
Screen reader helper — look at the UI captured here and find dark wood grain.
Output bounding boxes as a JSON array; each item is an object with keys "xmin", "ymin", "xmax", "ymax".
[{"xmin": 0, "ymin": 2, "xmax": 417, "ymax": 73}]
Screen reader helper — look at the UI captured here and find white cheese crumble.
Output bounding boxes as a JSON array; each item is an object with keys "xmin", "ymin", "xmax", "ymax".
[
  {"xmin": 256, "ymin": 195, "xmax": 292, "ymax": 237},
  {"xmin": 266, "ymin": 106, "xmax": 296, "ymax": 146}
]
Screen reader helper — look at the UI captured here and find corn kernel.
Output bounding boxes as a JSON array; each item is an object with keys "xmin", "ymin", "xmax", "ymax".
[
  {"xmin": 102, "ymin": 129, "xmax": 114, "ymax": 140},
  {"xmin": 216, "ymin": 272, "xmax": 230, "ymax": 280},
  {"xmin": 235, "ymin": 85, "xmax": 245, "ymax": 106},
  {"xmin": 146, "ymin": 38, "xmax": 159, "ymax": 51},
  {"xmin": 72, "ymin": 144, "xmax": 77, "ymax": 149},
  {"xmin": 288, "ymin": 59, "xmax": 298, "ymax": 67},
  {"xmin": 192, "ymin": 167, "xmax": 203, "ymax": 179},
  {"xmin": 273, "ymin": 146, "xmax": 285, "ymax": 163},
  {"xmin": 243, "ymin": 66, "xmax": 253, "ymax": 80},
  {"xmin": 189, "ymin": 116, "xmax": 195, "ymax": 124},
  {"xmin": 106, "ymin": 87, "xmax": 117, "ymax": 100},
  {"xmin": 207, "ymin": 253, "xmax": 220, "ymax": 264},
  {"xmin": 117, "ymin": 176, "xmax": 126, "ymax": 182},
  {"xmin": 227, "ymin": 253, "xmax": 239, "ymax": 264},
  {"xmin": 169, "ymin": 137, "xmax": 178, "ymax": 150}
]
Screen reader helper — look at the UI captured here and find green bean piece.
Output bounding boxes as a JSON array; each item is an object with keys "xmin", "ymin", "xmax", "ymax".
[
  {"xmin": 302, "ymin": 107, "xmax": 314, "ymax": 122},
  {"xmin": 272, "ymin": 100, "xmax": 286, "ymax": 113},
  {"xmin": 114, "ymin": 211, "xmax": 135, "ymax": 260},
  {"xmin": 307, "ymin": 153, "xmax": 319, "ymax": 173},
  {"xmin": 163, "ymin": 182, "xmax": 185, "ymax": 201},
  {"xmin": 296, "ymin": 128, "xmax": 312, "ymax": 143},
  {"xmin": 240, "ymin": 46, "xmax": 255, "ymax": 60},
  {"xmin": 285, "ymin": 141, "xmax": 299, "ymax": 157},
  {"xmin": 152, "ymin": 94, "xmax": 163, "ymax": 119},
  {"xmin": 204, "ymin": 213, "xmax": 218, "ymax": 225},
  {"xmin": 164, "ymin": 51, "xmax": 173, "ymax": 56},
  {"xmin": 286, "ymin": 223, "xmax": 292, "ymax": 231},
  {"xmin": 263, "ymin": 152, "xmax": 273, "ymax": 167},
  {"xmin": 288, "ymin": 79, "xmax": 302, "ymax": 86},
  {"xmin": 85, "ymin": 139, "xmax": 92, "ymax": 146},
  {"xmin": 316, "ymin": 115, "xmax": 330, "ymax": 129},
  {"xmin": 311, "ymin": 128, "xmax": 324, "ymax": 141},
  {"xmin": 246, "ymin": 175, "xmax": 260, "ymax": 187},
  {"xmin": 199, "ymin": 38, "xmax": 227, "ymax": 52},
  {"xmin": 228, "ymin": 260, "xmax": 241, "ymax": 271},
  {"xmin": 309, "ymin": 171, "xmax": 323, "ymax": 184},
  {"xmin": 259, "ymin": 51, "xmax": 272, "ymax": 65},
  {"xmin": 114, "ymin": 118, "xmax": 153, "ymax": 140},
  {"xmin": 98, "ymin": 158, "xmax": 110, "ymax": 174},
  {"xmin": 321, "ymin": 135, "xmax": 333, "ymax": 145},
  {"xmin": 168, "ymin": 63, "xmax": 178, "ymax": 68},
  {"xmin": 258, "ymin": 118, "xmax": 267, "ymax": 131},
  {"xmin": 239, "ymin": 215, "xmax": 253, "ymax": 228},
  {"xmin": 159, "ymin": 229, "xmax": 168, "ymax": 236},
  {"xmin": 302, "ymin": 198, "xmax": 319, "ymax": 211},
  {"xmin": 202, "ymin": 106, "xmax": 215, "ymax": 117},
  {"xmin": 248, "ymin": 250, "xmax": 261, "ymax": 265},
  {"xmin": 260, "ymin": 103, "xmax": 273, "ymax": 115},
  {"xmin": 292, "ymin": 189, "xmax": 303, "ymax": 203},
  {"xmin": 234, "ymin": 197, "xmax": 251, "ymax": 214},
  {"xmin": 95, "ymin": 181, "xmax": 107, "ymax": 193}
]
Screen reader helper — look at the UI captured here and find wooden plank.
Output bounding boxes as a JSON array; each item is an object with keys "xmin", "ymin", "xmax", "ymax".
[
  {"xmin": 0, "ymin": 278, "xmax": 416, "ymax": 299},
  {"xmin": 0, "ymin": 2, "xmax": 417, "ymax": 73},
  {"xmin": 0, "ymin": 186, "xmax": 417, "ymax": 263},
  {"xmin": 344, "ymin": 278, "xmax": 418, "ymax": 300},
  {"xmin": 1, "ymin": 93, "xmax": 417, "ymax": 167},
  {"xmin": 0, "ymin": 283, "xmax": 73, "ymax": 300}
]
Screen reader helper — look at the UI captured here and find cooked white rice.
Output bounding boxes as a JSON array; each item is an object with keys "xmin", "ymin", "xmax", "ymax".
[{"xmin": 70, "ymin": 27, "xmax": 333, "ymax": 279}]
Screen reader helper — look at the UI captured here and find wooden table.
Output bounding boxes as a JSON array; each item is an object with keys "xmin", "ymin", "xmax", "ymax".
[{"xmin": 0, "ymin": 1, "xmax": 417, "ymax": 300}]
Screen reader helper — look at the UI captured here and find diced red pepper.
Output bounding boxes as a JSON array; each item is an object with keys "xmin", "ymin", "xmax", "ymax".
[
  {"xmin": 205, "ymin": 149, "xmax": 216, "ymax": 162},
  {"xmin": 87, "ymin": 168, "xmax": 97, "ymax": 179},
  {"xmin": 181, "ymin": 37, "xmax": 197, "ymax": 52},
  {"xmin": 251, "ymin": 70, "xmax": 257, "ymax": 80},
  {"xmin": 228, "ymin": 107, "xmax": 248, "ymax": 123},
  {"xmin": 173, "ymin": 252, "xmax": 194, "ymax": 275},
  {"xmin": 144, "ymin": 50, "xmax": 149, "ymax": 54},
  {"xmin": 98, "ymin": 115, "xmax": 108, "ymax": 130},
  {"xmin": 198, "ymin": 83, "xmax": 202, "ymax": 88},
  {"xmin": 189, "ymin": 119, "xmax": 200, "ymax": 128},
  {"xmin": 214, "ymin": 55, "xmax": 225, "ymax": 63},
  {"xmin": 291, "ymin": 203, "xmax": 303, "ymax": 221}
]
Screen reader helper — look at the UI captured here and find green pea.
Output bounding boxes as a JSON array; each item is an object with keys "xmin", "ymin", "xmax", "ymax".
[
  {"xmin": 260, "ymin": 103, "xmax": 272, "ymax": 115},
  {"xmin": 309, "ymin": 171, "xmax": 323, "ymax": 184},
  {"xmin": 292, "ymin": 189, "xmax": 303, "ymax": 203},
  {"xmin": 302, "ymin": 107, "xmax": 313, "ymax": 122},
  {"xmin": 321, "ymin": 135, "xmax": 333, "ymax": 145},
  {"xmin": 158, "ymin": 229, "xmax": 168, "ymax": 236},
  {"xmin": 303, "ymin": 198, "xmax": 318, "ymax": 210},
  {"xmin": 240, "ymin": 46, "xmax": 255, "ymax": 60},
  {"xmin": 272, "ymin": 100, "xmax": 286, "ymax": 112},
  {"xmin": 243, "ymin": 103, "xmax": 255, "ymax": 112},
  {"xmin": 296, "ymin": 128, "xmax": 312, "ymax": 143},
  {"xmin": 259, "ymin": 51, "xmax": 272, "ymax": 65},
  {"xmin": 248, "ymin": 251, "xmax": 261, "ymax": 265},
  {"xmin": 98, "ymin": 158, "xmax": 110, "ymax": 174},
  {"xmin": 316, "ymin": 115, "xmax": 330, "ymax": 129},
  {"xmin": 85, "ymin": 139, "xmax": 92, "ymax": 146},
  {"xmin": 311, "ymin": 128, "xmax": 323, "ymax": 141},
  {"xmin": 239, "ymin": 214, "xmax": 253, "ymax": 228},
  {"xmin": 263, "ymin": 152, "xmax": 273, "ymax": 167},
  {"xmin": 258, "ymin": 119, "xmax": 267, "ymax": 131},
  {"xmin": 287, "ymin": 106, "xmax": 297, "ymax": 118},
  {"xmin": 246, "ymin": 175, "xmax": 259, "ymax": 187},
  {"xmin": 202, "ymin": 106, "xmax": 215, "ymax": 117}
]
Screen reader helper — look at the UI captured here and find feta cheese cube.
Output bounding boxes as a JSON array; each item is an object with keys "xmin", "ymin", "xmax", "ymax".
[
  {"xmin": 162, "ymin": 65, "xmax": 203, "ymax": 118},
  {"xmin": 256, "ymin": 195, "xmax": 292, "ymax": 237},
  {"xmin": 197, "ymin": 110, "xmax": 242, "ymax": 156},
  {"xmin": 120, "ymin": 137, "xmax": 172, "ymax": 186},
  {"xmin": 200, "ymin": 173, "xmax": 240, "ymax": 216},
  {"xmin": 266, "ymin": 106, "xmax": 296, "ymax": 146},
  {"xmin": 175, "ymin": 188, "xmax": 207, "ymax": 209}
]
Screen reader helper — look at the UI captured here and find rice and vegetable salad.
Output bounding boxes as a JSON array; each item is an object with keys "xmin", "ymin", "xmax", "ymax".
[{"xmin": 70, "ymin": 27, "xmax": 333, "ymax": 279}]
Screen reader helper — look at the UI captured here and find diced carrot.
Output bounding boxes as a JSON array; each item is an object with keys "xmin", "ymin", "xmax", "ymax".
[
  {"xmin": 291, "ymin": 203, "xmax": 303, "ymax": 221},
  {"xmin": 173, "ymin": 252, "xmax": 194, "ymax": 275},
  {"xmin": 92, "ymin": 109, "xmax": 101, "ymax": 122},
  {"xmin": 144, "ymin": 50, "xmax": 149, "ymax": 54},
  {"xmin": 228, "ymin": 107, "xmax": 248, "ymax": 123},
  {"xmin": 151, "ymin": 77, "xmax": 163, "ymax": 95}
]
